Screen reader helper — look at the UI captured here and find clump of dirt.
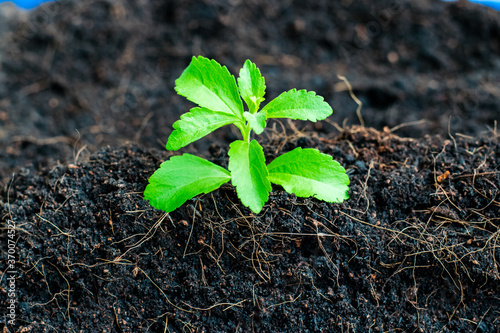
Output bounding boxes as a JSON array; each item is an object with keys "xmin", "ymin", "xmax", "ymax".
[
  {"xmin": 1, "ymin": 126, "xmax": 499, "ymax": 332},
  {"xmin": 1, "ymin": 0, "xmax": 499, "ymax": 185}
]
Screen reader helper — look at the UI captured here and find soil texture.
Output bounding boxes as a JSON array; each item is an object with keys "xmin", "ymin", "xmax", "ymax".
[
  {"xmin": 1, "ymin": 127, "xmax": 500, "ymax": 332},
  {"xmin": 0, "ymin": 0, "xmax": 499, "ymax": 184},
  {"xmin": 1, "ymin": 0, "xmax": 500, "ymax": 332}
]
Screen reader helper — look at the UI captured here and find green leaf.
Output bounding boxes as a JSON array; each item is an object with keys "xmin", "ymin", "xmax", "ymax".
[
  {"xmin": 237, "ymin": 59, "xmax": 266, "ymax": 113},
  {"xmin": 166, "ymin": 107, "xmax": 240, "ymax": 150},
  {"xmin": 267, "ymin": 147, "xmax": 349, "ymax": 203},
  {"xmin": 144, "ymin": 154, "xmax": 231, "ymax": 213},
  {"xmin": 243, "ymin": 111, "xmax": 266, "ymax": 135},
  {"xmin": 228, "ymin": 140, "xmax": 271, "ymax": 213},
  {"xmin": 262, "ymin": 89, "xmax": 332, "ymax": 122},
  {"xmin": 175, "ymin": 56, "xmax": 244, "ymax": 118}
]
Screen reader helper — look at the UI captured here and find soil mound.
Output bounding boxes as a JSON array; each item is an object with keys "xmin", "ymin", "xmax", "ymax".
[
  {"xmin": 1, "ymin": 0, "xmax": 499, "ymax": 183},
  {"xmin": 1, "ymin": 127, "xmax": 499, "ymax": 332},
  {"xmin": 1, "ymin": 0, "xmax": 499, "ymax": 331}
]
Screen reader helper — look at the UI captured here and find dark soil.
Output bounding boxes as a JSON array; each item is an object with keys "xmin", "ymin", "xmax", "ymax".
[
  {"xmin": 1, "ymin": 127, "xmax": 499, "ymax": 332},
  {"xmin": 1, "ymin": 0, "xmax": 500, "ymax": 332},
  {"xmin": 1, "ymin": 0, "xmax": 499, "ymax": 185}
]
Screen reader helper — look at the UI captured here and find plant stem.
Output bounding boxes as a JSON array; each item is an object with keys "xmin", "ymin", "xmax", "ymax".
[
  {"xmin": 242, "ymin": 125, "xmax": 251, "ymax": 143},
  {"xmin": 235, "ymin": 122, "xmax": 252, "ymax": 143}
]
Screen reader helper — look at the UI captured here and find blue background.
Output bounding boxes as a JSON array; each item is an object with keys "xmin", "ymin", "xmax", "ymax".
[
  {"xmin": 443, "ymin": 0, "xmax": 500, "ymax": 10},
  {"xmin": 0, "ymin": 0, "xmax": 54, "ymax": 9},
  {"xmin": 1, "ymin": 0, "xmax": 500, "ymax": 10}
]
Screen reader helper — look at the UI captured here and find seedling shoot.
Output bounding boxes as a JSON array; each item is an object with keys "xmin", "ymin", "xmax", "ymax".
[{"xmin": 144, "ymin": 56, "xmax": 350, "ymax": 214}]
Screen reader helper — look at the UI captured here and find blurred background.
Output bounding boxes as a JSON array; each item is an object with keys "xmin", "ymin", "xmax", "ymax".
[{"xmin": 0, "ymin": 0, "xmax": 499, "ymax": 185}]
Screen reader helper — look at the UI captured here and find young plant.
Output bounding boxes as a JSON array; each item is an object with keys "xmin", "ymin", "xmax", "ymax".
[{"xmin": 144, "ymin": 56, "xmax": 349, "ymax": 214}]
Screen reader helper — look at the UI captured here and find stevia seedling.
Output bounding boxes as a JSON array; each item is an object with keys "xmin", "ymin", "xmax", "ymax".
[{"xmin": 144, "ymin": 56, "xmax": 350, "ymax": 214}]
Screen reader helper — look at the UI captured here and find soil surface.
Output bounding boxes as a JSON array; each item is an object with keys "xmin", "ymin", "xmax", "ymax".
[
  {"xmin": 0, "ymin": 0, "xmax": 499, "ymax": 184},
  {"xmin": 1, "ymin": 0, "xmax": 500, "ymax": 332},
  {"xmin": 1, "ymin": 127, "xmax": 499, "ymax": 332}
]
